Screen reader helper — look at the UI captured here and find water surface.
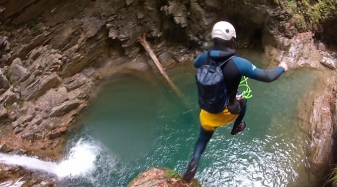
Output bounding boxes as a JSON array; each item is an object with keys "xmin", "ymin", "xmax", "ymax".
[{"xmin": 61, "ymin": 50, "xmax": 318, "ymax": 187}]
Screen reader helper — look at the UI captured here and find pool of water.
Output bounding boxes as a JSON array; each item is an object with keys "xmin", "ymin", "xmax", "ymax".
[{"xmin": 60, "ymin": 50, "xmax": 319, "ymax": 187}]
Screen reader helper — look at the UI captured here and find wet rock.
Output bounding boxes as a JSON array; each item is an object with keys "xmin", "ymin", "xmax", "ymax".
[
  {"xmin": 320, "ymin": 57, "xmax": 337, "ymax": 70},
  {"xmin": 320, "ymin": 51, "xmax": 337, "ymax": 70},
  {"xmin": 49, "ymin": 100, "xmax": 80, "ymax": 117},
  {"xmin": 128, "ymin": 167, "xmax": 201, "ymax": 187},
  {"xmin": 69, "ymin": 88, "xmax": 88, "ymax": 100},
  {"xmin": 48, "ymin": 126, "xmax": 67, "ymax": 139},
  {"xmin": 308, "ymin": 90, "xmax": 333, "ymax": 178},
  {"xmin": 264, "ymin": 32, "xmax": 322, "ymax": 68},
  {"xmin": 0, "ymin": 143, "xmax": 13, "ymax": 153}
]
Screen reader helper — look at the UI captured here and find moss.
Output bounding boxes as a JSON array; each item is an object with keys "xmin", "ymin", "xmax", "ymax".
[
  {"xmin": 0, "ymin": 30, "xmax": 7, "ymax": 36},
  {"xmin": 294, "ymin": 14, "xmax": 306, "ymax": 31},
  {"xmin": 163, "ymin": 168, "xmax": 181, "ymax": 179},
  {"xmin": 0, "ymin": 128, "xmax": 8, "ymax": 135},
  {"xmin": 3, "ymin": 69, "xmax": 11, "ymax": 80},
  {"xmin": 282, "ymin": 0, "xmax": 336, "ymax": 30},
  {"xmin": 4, "ymin": 101, "xmax": 13, "ymax": 110},
  {"xmin": 287, "ymin": 0, "xmax": 297, "ymax": 10},
  {"xmin": 26, "ymin": 20, "xmax": 41, "ymax": 34},
  {"xmin": 20, "ymin": 98, "xmax": 25, "ymax": 106}
]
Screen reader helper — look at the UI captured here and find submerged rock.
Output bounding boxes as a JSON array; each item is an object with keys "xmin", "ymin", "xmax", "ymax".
[{"xmin": 127, "ymin": 167, "xmax": 201, "ymax": 187}]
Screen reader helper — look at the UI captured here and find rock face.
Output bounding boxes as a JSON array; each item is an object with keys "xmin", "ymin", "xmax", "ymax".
[
  {"xmin": 0, "ymin": 0, "xmax": 336, "ymax": 186},
  {"xmin": 127, "ymin": 167, "xmax": 201, "ymax": 187}
]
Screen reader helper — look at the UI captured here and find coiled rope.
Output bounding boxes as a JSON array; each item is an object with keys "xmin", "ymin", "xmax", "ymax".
[{"xmin": 238, "ymin": 76, "xmax": 252, "ymax": 99}]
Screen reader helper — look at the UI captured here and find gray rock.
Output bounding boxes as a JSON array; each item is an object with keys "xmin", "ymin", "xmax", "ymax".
[
  {"xmin": 21, "ymin": 131, "xmax": 36, "ymax": 141},
  {"xmin": 21, "ymin": 73, "xmax": 62, "ymax": 101},
  {"xmin": 63, "ymin": 73, "xmax": 89, "ymax": 91},
  {"xmin": 0, "ymin": 107, "xmax": 8, "ymax": 122},
  {"xmin": 30, "ymin": 115, "xmax": 42, "ymax": 126},
  {"xmin": 48, "ymin": 126, "xmax": 67, "ymax": 139},
  {"xmin": 9, "ymin": 58, "xmax": 30, "ymax": 83},
  {"xmin": 0, "ymin": 143, "xmax": 13, "ymax": 153},
  {"xmin": 264, "ymin": 32, "xmax": 322, "ymax": 68},
  {"xmin": 0, "ymin": 89, "xmax": 20, "ymax": 107},
  {"xmin": 320, "ymin": 57, "xmax": 337, "ymax": 70},
  {"xmin": 0, "ymin": 36, "xmax": 10, "ymax": 52},
  {"xmin": 0, "ymin": 68, "xmax": 10, "ymax": 94},
  {"xmin": 13, "ymin": 126, "xmax": 23, "ymax": 134},
  {"xmin": 49, "ymin": 100, "xmax": 80, "ymax": 117},
  {"xmin": 11, "ymin": 114, "xmax": 34, "ymax": 128},
  {"xmin": 40, "ymin": 117, "xmax": 63, "ymax": 131},
  {"xmin": 30, "ymin": 52, "xmax": 63, "ymax": 74},
  {"xmin": 35, "ymin": 87, "xmax": 69, "ymax": 112}
]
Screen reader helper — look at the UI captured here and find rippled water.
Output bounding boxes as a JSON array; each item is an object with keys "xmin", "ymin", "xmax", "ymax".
[{"xmin": 60, "ymin": 50, "xmax": 319, "ymax": 187}]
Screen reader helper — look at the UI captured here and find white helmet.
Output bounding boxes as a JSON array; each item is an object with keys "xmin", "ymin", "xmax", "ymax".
[{"xmin": 211, "ymin": 21, "xmax": 236, "ymax": 41}]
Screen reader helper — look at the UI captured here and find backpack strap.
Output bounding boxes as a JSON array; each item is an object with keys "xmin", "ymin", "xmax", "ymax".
[
  {"xmin": 207, "ymin": 51, "xmax": 235, "ymax": 67},
  {"xmin": 219, "ymin": 55, "xmax": 235, "ymax": 67}
]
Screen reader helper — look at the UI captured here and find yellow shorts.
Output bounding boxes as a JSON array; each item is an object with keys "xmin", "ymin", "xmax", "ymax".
[{"xmin": 200, "ymin": 107, "xmax": 238, "ymax": 131}]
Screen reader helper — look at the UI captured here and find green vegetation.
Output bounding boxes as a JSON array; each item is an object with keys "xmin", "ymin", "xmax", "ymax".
[
  {"xmin": 287, "ymin": 0, "xmax": 297, "ymax": 10},
  {"xmin": 328, "ymin": 166, "xmax": 337, "ymax": 185},
  {"xmin": 163, "ymin": 168, "xmax": 181, "ymax": 179},
  {"xmin": 26, "ymin": 20, "xmax": 41, "ymax": 34},
  {"xmin": 4, "ymin": 101, "xmax": 13, "ymax": 109},
  {"xmin": 3, "ymin": 69, "xmax": 11, "ymax": 80},
  {"xmin": 0, "ymin": 127, "xmax": 8, "ymax": 135},
  {"xmin": 13, "ymin": 82, "xmax": 19, "ymax": 88},
  {"xmin": 20, "ymin": 98, "xmax": 25, "ymax": 106},
  {"xmin": 275, "ymin": 0, "xmax": 337, "ymax": 31},
  {"xmin": 0, "ymin": 30, "xmax": 6, "ymax": 36}
]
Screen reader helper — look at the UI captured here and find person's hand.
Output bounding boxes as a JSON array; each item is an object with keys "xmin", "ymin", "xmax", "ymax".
[{"xmin": 278, "ymin": 62, "xmax": 288, "ymax": 72}]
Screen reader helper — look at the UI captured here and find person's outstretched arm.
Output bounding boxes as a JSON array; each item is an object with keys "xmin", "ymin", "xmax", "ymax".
[
  {"xmin": 194, "ymin": 53, "xmax": 208, "ymax": 68},
  {"xmin": 234, "ymin": 57, "xmax": 288, "ymax": 82}
]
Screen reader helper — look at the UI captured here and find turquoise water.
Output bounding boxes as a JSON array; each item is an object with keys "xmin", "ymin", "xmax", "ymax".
[{"xmin": 61, "ymin": 51, "xmax": 318, "ymax": 187}]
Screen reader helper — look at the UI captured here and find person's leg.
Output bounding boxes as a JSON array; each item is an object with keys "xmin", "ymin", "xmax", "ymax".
[
  {"xmin": 182, "ymin": 126, "xmax": 214, "ymax": 182},
  {"xmin": 231, "ymin": 99, "xmax": 247, "ymax": 135},
  {"xmin": 191, "ymin": 127, "xmax": 215, "ymax": 162}
]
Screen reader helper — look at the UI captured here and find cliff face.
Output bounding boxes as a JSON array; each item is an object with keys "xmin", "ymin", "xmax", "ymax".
[{"xmin": 0, "ymin": 0, "xmax": 337, "ymax": 186}]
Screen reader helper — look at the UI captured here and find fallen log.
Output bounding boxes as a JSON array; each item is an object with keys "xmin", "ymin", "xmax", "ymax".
[{"xmin": 138, "ymin": 33, "xmax": 184, "ymax": 99}]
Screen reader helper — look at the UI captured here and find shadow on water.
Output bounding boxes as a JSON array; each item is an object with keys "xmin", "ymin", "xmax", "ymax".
[{"xmin": 60, "ymin": 50, "xmax": 322, "ymax": 187}]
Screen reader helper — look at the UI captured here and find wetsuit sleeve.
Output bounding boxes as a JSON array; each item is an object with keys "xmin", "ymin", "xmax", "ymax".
[
  {"xmin": 194, "ymin": 53, "xmax": 208, "ymax": 68},
  {"xmin": 234, "ymin": 57, "xmax": 285, "ymax": 82}
]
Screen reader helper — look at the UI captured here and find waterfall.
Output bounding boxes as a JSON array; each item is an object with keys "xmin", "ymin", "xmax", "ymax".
[{"xmin": 0, "ymin": 139, "xmax": 101, "ymax": 179}]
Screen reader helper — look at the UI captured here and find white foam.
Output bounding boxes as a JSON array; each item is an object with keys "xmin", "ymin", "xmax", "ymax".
[{"xmin": 0, "ymin": 139, "xmax": 101, "ymax": 179}]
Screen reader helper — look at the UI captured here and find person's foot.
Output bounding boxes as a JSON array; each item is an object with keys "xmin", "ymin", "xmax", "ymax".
[
  {"xmin": 231, "ymin": 121, "xmax": 246, "ymax": 135},
  {"xmin": 182, "ymin": 161, "xmax": 198, "ymax": 183}
]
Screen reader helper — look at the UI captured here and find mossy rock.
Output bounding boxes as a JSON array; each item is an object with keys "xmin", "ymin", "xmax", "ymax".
[{"xmin": 127, "ymin": 167, "xmax": 201, "ymax": 187}]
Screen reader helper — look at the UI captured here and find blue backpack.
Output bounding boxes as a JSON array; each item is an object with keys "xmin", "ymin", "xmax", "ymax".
[{"xmin": 196, "ymin": 54, "xmax": 234, "ymax": 114}]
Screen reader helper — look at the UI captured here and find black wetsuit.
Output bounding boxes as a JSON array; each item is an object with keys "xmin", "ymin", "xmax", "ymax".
[{"xmin": 191, "ymin": 46, "xmax": 285, "ymax": 163}]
